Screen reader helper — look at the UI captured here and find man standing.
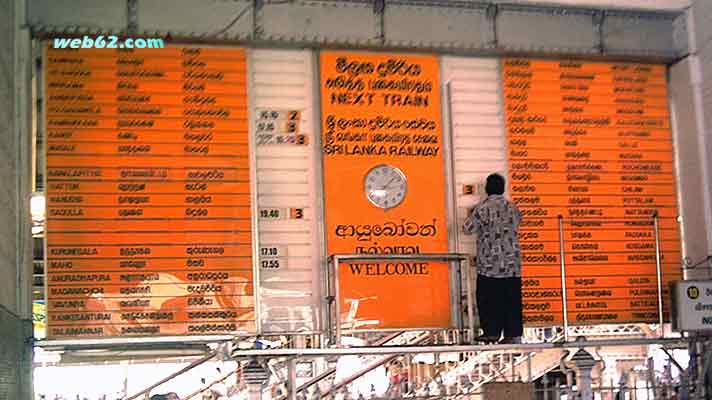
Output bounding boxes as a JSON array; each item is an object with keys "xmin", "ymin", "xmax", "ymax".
[{"xmin": 463, "ymin": 173, "xmax": 524, "ymax": 344}]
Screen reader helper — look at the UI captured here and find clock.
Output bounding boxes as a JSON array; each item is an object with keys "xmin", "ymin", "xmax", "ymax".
[{"xmin": 364, "ymin": 164, "xmax": 407, "ymax": 209}]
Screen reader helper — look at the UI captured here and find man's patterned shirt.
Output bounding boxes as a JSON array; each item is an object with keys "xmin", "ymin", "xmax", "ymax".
[{"xmin": 463, "ymin": 194, "xmax": 523, "ymax": 278}]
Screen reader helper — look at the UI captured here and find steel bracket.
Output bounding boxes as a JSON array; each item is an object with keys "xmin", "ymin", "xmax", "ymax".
[
  {"xmin": 253, "ymin": 0, "xmax": 264, "ymax": 39},
  {"xmin": 375, "ymin": 0, "xmax": 385, "ymax": 44},
  {"xmin": 486, "ymin": 3, "xmax": 498, "ymax": 49},
  {"xmin": 593, "ymin": 10, "xmax": 605, "ymax": 54},
  {"xmin": 127, "ymin": 0, "xmax": 138, "ymax": 34}
]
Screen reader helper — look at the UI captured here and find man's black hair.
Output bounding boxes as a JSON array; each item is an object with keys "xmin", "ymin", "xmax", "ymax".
[{"xmin": 485, "ymin": 173, "xmax": 505, "ymax": 195}]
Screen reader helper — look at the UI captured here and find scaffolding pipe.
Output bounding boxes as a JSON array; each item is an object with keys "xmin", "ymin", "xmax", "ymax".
[
  {"xmin": 229, "ymin": 337, "xmax": 689, "ymax": 358},
  {"xmin": 287, "ymin": 358, "xmax": 297, "ymax": 400},
  {"xmin": 284, "ymin": 331, "xmax": 404, "ymax": 399},
  {"xmin": 558, "ymin": 216, "xmax": 569, "ymax": 342},
  {"xmin": 184, "ymin": 364, "xmax": 243, "ymax": 400},
  {"xmin": 652, "ymin": 212, "xmax": 665, "ymax": 335},
  {"xmin": 125, "ymin": 351, "xmax": 217, "ymax": 400}
]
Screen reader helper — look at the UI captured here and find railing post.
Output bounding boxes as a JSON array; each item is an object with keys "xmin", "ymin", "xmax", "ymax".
[
  {"xmin": 325, "ymin": 256, "xmax": 333, "ymax": 347},
  {"xmin": 543, "ymin": 374, "xmax": 550, "ymax": 400},
  {"xmin": 652, "ymin": 211, "xmax": 665, "ymax": 336},
  {"xmin": 463, "ymin": 258, "xmax": 476, "ymax": 344},
  {"xmin": 288, "ymin": 358, "xmax": 298, "ymax": 400},
  {"xmin": 554, "ymin": 377, "xmax": 561, "ymax": 399},
  {"xmin": 558, "ymin": 215, "xmax": 569, "ymax": 342},
  {"xmin": 334, "ymin": 255, "xmax": 342, "ymax": 348},
  {"xmin": 527, "ymin": 353, "xmax": 532, "ymax": 382},
  {"xmin": 455, "ymin": 260, "xmax": 465, "ymax": 343}
]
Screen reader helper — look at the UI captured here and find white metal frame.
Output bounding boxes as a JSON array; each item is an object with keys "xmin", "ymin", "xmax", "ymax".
[{"xmin": 325, "ymin": 253, "xmax": 472, "ymax": 347}]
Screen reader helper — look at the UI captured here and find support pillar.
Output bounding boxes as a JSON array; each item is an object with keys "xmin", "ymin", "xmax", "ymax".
[
  {"xmin": 0, "ymin": 0, "xmax": 33, "ymax": 399},
  {"xmin": 571, "ymin": 349, "xmax": 597, "ymax": 400}
]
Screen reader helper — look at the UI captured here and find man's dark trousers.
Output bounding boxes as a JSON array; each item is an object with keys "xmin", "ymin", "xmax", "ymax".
[{"xmin": 476, "ymin": 274, "xmax": 523, "ymax": 338}]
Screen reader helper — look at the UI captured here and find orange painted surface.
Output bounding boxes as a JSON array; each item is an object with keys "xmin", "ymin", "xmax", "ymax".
[
  {"xmin": 518, "ymin": 239, "xmax": 680, "ymax": 254},
  {"xmin": 505, "ymin": 114, "xmax": 670, "ymax": 129},
  {"xmin": 46, "ymin": 168, "xmax": 249, "ymax": 181},
  {"xmin": 48, "ymin": 92, "xmax": 249, "ymax": 107},
  {"xmin": 504, "ymin": 92, "xmax": 670, "ymax": 107},
  {"xmin": 48, "ymin": 321, "xmax": 256, "ymax": 339},
  {"xmin": 509, "ymin": 171, "xmax": 675, "ymax": 184},
  {"xmin": 44, "ymin": 181, "xmax": 250, "ymax": 194},
  {"xmin": 46, "ymin": 117, "xmax": 248, "ymax": 131},
  {"xmin": 47, "ymin": 156, "xmax": 250, "ymax": 168},
  {"xmin": 47, "ymin": 105, "xmax": 249, "ymax": 119},
  {"xmin": 47, "ymin": 129, "xmax": 250, "ymax": 143},
  {"xmin": 513, "ymin": 194, "xmax": 679, "ymax": 207},
  {"xmin": 46, "ymin": 219, "xmax": 253, "ymax": 232},
  {"xmin": 45, "ymin": 45, "xmax": 255, "ymax": 338},
  {"xmin": 45, "ymin": 255, "xmax": 252, "ymax": 273},
  {"xmin": 507, "ymin": 125, "xmax": 673, "ymax": 139},
  {"xmin": 509, "ymin": 137, "xmax": 673, "ymax": 151},
  {"xmin": 47, "ymin": 193, "xmax": 251, "ymax": 207},
  {"xmin": 321, "ymin": 51, "xmax": 450, "ymax": 329},
  {"xmin": 519, "ymin": 226, "xmax": 680, "ymax": 242},
  {"xmin": 503, "ymin": 58, "xmax": 681, "ymax": 326},
  {"xmin": 502, "ymin": 59, "xmax": 666, "ymax": 75},
  {"xmin": 505, "ymin": 103, "xmax": 670, "ymax": 118},
  {"xmin": 46, "ymin": 70, "xmax": 248, "ymax": 84},
  {"xmin": 509, "ymin": 148, "xmax": 674, "ymax": 162}
]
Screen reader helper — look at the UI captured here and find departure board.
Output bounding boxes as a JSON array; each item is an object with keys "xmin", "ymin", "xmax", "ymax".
[
  {"xmin": 502, "ymin": 59, "xmax": 682, "ymax": 326},
  {"xmin": 44, "ymin": 46, "xmax": 256, "ymax": 338}
]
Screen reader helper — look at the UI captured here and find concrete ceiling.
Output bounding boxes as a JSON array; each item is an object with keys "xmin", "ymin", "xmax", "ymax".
[{"xmin": 491, "ymin": 0, "xmax": 692, "ymax": 11}]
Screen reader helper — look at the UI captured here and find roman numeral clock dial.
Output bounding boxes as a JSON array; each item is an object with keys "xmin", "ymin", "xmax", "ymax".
[{"xmin": 364, "ymin": 164, "xmax": 407, "ymax": 210}]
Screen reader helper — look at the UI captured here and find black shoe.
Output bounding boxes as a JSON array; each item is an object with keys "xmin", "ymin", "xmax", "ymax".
[
  {"xmin": 498, "ymin": 337, "xmax": 522, "ymax": 345},
  {"xmin": 474, "ymin": 335, "xmax": 499, "ymax": 344}
]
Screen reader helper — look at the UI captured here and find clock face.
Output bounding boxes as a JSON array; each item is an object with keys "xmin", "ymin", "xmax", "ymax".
[{"xmin": 364, "ymin": 164, "xmax": 407, "ymax": 209}]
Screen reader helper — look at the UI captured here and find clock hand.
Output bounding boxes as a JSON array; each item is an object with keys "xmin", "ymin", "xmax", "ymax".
[{"xmin": 380, "ymin": 176, "xmax": 397, "ymax": 189}]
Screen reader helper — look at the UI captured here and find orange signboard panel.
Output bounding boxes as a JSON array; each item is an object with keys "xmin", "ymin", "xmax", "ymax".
[
  {"xmin": 44, "ymin": 45, "xmax": 256, "ymax": 338},
  {"xmin": 320, "ymin": 52, "xmax": 450, "ymax": 330},
  {"xmin": 503, "ymin": 59, "xmax": 682, "ymax": 326}
]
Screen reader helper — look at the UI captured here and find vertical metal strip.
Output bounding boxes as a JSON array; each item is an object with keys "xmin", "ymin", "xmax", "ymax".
[
  {"xmin": 16, "ymin": 5, "xmax": 33, "ymax": 326},
  {"xmin": 246, "ymin": 48, "xmax": 262, "ymax": 335},
  {"xmin": 527, "ymin": 353, "xmax": 532, "ymax": 382},
  {"xmin": 126, "ymin": 0, "xmax": 138, "ymax": 34},
  {"xmin": 686, "ymin": 8, "xmax": 712, "ymax": 261},
  {"xmin": 653, "ymin": 211, "xmax": 665, "ymax": 334},
  {"xmin": 443, "ymin": 71, "xmax": 461, "ymax": 332},
  {"xmin": 665, "ymin": 66, "xmax": 688, "ymax": 277},
  {"xmin": 464, "ymin": 259, "xmax": 475, "ymax": 344},
  {"xmin": 287, "ymin": 358, "xmax": 298, "ymax": 400},
  {"xmin": 302, "ymin": 49, "xmax": 324, "ymax": 339},
  {"xmin": 334, "ymin": 255, "xmax": 341, "ymax": 347},
  {"xmin": 325, "ymin": 257, "xmax": 332, "ymax": 346},
  {"xmin": 40, "ymin": 41, "xmax": 49, "ymax": 338},
  {"xmin": 558, "ymin": 215, "xmax": 569, "ymax": 342},
  {"xmin": 312, "ymin": 50, "xmax": 329, "ymax": 340}
]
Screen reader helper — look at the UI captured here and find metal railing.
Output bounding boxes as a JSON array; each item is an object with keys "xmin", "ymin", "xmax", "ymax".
[
  {"xmin": 125, "ymin": 351, "xmax": 218, "ymax": 400},
  {"xmin": 556, "ymin": 213, "xmax": 667, "ymax": 341},
  {"xmin": 275, "ymin": 332, "xmax": 415, "ymax": 400},
  {"xmin": 325, "ymin": 253, "xmax": 470, "ymax": 348}
]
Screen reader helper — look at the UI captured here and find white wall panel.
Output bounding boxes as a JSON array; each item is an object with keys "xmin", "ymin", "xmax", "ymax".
[
  {"xmin": 668, "ymin": 0, "xmax": 712, "ymax": 269},
  {"xmin": 442, "ymin": 57, "xmax": 507, "ymax": 326},
  {"xmin": 250, "ymin": 49, "xmax": 320, "ymax": 333}
]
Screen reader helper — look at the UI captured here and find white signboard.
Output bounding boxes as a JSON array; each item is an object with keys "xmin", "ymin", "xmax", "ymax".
[{"xmin": 671, "ymin": 280, "xmax": 712, "ymax": 332}]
